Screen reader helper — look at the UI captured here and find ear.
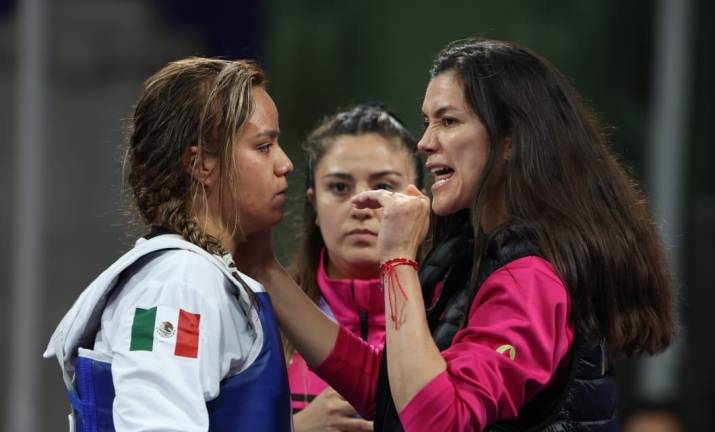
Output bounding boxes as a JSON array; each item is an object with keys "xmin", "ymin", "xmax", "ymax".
[
  {"xmin": 185, "ymin": 146, "xmax": 219, "ymax": 187},
  {"xmin": 306, "ymin": 187, "xmax": 319, "ymax": 226}
]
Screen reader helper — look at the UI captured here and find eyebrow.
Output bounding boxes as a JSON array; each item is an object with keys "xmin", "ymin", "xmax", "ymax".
[
  {"xmin": 321, "ymin": 170, "xmax": 404, "ymax": 180},
  {"xmin": 423, "ymin": 105, "xmax": 459, "ymax": 118},
  {"xmin": 255, "ymin": 129, "xmax": 280, "ymax": 139}
]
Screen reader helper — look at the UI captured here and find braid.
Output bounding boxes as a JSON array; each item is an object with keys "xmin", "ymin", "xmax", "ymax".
[
  {"xmin": 127, "ymin": 127, "xmax": 226, "ymax": 256},
  {"xmin": 125, "ymin": 57, "xmax": 266, "ymax": 307}
]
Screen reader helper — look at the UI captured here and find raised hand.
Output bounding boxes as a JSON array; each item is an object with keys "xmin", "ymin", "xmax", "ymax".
[
  {"xmin": 351, "ymin": 184, "xmax": 430, "ymax": 262},
  {"xmin": 233, "ymin": 229, "xmax": 277, "ymax": 280}
]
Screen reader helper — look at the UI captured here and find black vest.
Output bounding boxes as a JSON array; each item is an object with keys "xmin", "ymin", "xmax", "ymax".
[{"xmin": 375, "ymin": 226, "xmax": 619, "ymax": 431}]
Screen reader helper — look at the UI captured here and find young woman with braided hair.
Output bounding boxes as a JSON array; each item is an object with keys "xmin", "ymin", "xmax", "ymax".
[{"xmin": 45, "ymin": 57, "xmax": 294, "ymax": 431}]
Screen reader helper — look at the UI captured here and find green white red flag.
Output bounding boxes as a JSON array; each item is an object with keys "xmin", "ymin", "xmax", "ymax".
[{"xmin": 129, "ymin": 306, "xmax": 200, "ymax": 358}]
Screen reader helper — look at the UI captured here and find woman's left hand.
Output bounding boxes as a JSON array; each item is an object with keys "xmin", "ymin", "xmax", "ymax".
[{"xmin": 351, "ymin": 184, "xmax": 430, "ymax": 262}]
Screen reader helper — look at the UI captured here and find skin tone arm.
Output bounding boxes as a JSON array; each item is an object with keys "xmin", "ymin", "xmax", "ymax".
[
  {"xmin": 351, "ymin": 185, "xmax": 446, "ymax": 411},
  {"xmin": 236, "ymin": 227, "xmax": 373, "ymax": 432},
  {"xmin": 233, "ymin": 231, "xmax": 339, "ymax": 368},
  {"xmin": 235, "ymin": 184, "xmax": 442, "ymax": 412},
  {"xmin": 235, "ymin": 224, "xmax": 373, "ymax": 432}
]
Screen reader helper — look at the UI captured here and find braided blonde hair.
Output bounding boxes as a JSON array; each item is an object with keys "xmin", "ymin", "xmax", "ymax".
[{"xmin": 126, "ymin": 57, "xmax": 266, "ymax": 257}]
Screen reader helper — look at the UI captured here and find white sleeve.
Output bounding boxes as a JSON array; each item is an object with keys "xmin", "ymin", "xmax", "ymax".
[{"xmin": 107, "ymin": 279, "xmax": 224, "ymax": 432}]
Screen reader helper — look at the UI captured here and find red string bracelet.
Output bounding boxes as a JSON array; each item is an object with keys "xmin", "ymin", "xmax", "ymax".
[{"xmin": 379, "ymin": 258, "xmax": 419, "ymax": 329}]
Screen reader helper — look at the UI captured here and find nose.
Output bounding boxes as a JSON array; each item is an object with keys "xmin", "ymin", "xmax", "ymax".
[
  {"xmin": 350, "ymin": 204, "xmax": 373, "ymax": 221},
  {"xmin": 417, "ymin": 127, "xmax": 436, "ymax": 154},
  {"xmin": 350, "ymin": 183, "xmax": 374, "ymax": 221},
  {"xmin": 275, "ymin": 145, "xmax": 294, "ymax": 176}
]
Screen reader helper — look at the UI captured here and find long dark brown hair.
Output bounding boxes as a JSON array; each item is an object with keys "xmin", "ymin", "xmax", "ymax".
[
  {"xmin": 285, "ymin": 103, "xmax": 422, "ymax": 361},
  {"xmin": 430, "ymin": 39, "xmax": 675, "ymax": 357}
]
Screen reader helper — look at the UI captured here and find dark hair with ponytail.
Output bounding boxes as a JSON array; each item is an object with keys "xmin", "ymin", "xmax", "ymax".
[{"xmin": 284, "ymin": 103, "xmax": 422, "ymax": 360}]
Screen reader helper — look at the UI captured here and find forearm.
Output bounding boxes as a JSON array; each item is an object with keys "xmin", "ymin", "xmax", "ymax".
[
  {"xmin": 260, "ymin": 260, "xmax": 338, "ymax": 367},
  {"xmin": 385, "ymin": 265, "xmax": 446, "ymax": 411},
  {"xmin": 312, "ymin": 326, "xmax": 383, "ymax": 419}
]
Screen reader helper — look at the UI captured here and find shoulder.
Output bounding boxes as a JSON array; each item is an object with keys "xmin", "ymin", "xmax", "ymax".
[
  {"xmin": 496, "ymin": 256, "xmax": 563, "ymax": 284},
  {"xmin": 478, "ymin": 256, "xmax": 569, "ymax": 308},
  {"xmin": 106, "ymin": 249, "xmax": 230, "ymax": 314},
  {"xmin": 141, "ymin": 249, "xmax": 226, "ymax": 292}
]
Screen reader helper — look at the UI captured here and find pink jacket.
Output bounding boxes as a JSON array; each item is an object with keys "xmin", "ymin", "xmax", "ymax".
[
  {"xmin": 313, "ymin": 256, "xmax": 574, "ymax": 431},
  {"xmin": 287, "ymin": 250, "xmax": 385, "ymax": 411}
]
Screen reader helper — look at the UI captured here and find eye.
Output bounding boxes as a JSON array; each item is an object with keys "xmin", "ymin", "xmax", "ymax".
[
  {"xmin": 441, "ymin": 117, "xmax": 457, "ymax": 127},
  {"xmin": 328, "ymin": 182, "xmax": 350, "ymax": 195},
  {"xmin": 422, "ymin": 118, "xmax": 429, "ymax": 129},
  {"xmin": 373, "ymin": 182, "xmax": 395, "ymax": 191},
  {"xmin": 257, "ymin": 143, "xmax": 272, "ymax": 154}
]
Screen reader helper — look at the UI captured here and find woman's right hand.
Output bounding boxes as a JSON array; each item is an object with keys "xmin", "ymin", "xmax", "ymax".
[
  {"xmin": 233, "ymin": 229, "xmax": 278, "ymax": 280},
  {"xmin": 351, "ymin": 184, "xmax": 430, "ymax": 262},
  {"xmin": 293, "ymin": 387, "xmax": 373, "ymax": 432}
]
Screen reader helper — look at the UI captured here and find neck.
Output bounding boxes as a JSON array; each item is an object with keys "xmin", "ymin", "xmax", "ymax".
[
  {"xmin": 480, "ymin": 206, "xmax": 509, "ymax": 234},
  {"xmin": 480, "ymin": 186, "xmax": 509, "ymax": 233},
  {"xmin": 192, "ymin": 210, "xmax": 237, "ymax": 256},
  {"xmin": 325, "ymin": 255, "xmax": 379, "ymax": 280}
]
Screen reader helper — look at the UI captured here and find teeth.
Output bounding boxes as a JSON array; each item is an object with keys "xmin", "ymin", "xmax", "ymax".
[{"xmin": 431, "ymin": 167, "xmax": 453, "ymax": 176}]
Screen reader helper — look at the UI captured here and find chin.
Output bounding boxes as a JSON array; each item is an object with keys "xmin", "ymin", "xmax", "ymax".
[
  {"xmin": 242, "ymin": 213, "xmax": 284, "ymax": 235},
  {"xmin": 431, "ymin": 199, "xmax": 457, "ymax": 216},
  {"xmin": 272, "ymin": 213, "xmax": 285, "ymax": 225},
  {"xmin": 432, "ymin": 192, "xmax": 472, "ymax": 217},
  {"xmin": 265, "ymin": 209, "xmax": 285, "ymax": 226}
]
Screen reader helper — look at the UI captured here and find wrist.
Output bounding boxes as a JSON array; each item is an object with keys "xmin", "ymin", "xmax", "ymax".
[
  {"xmin": 379, "ymin": 257, "xmax": 419, "ymax": 274},
  {"xmin": 380, "ymin": 250, "xmax": 417, "ymax": 263},
  {"xmin": 380, "ymin": 257, "xmax": 419, "ymax": 330}
]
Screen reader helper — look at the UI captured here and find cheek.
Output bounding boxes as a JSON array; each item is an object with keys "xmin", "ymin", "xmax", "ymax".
[
  {"xmin": 235, "ymin": 151, "xmax": 271, "ymax": 187},
  {"xmin": 315, "ymin": 199, "xmax": 345, "ymax": 242},
  {"xmin": 457, "ymin": 138, "xmax": 488, "ymax": 188},
  {"xmin": 235, "ymin": 186, "xmax": 259, "ymax": 208}
]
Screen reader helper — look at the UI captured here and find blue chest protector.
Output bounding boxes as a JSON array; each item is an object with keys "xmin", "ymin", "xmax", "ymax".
[{"xmin": 68, "ymin": 292, "xmax": 291, "ymax": 432}]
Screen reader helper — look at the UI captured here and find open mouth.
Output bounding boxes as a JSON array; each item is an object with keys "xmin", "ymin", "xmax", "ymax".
[{"xmin": 430, "ymin": 166, "xmax": 455, "ymax": 188}]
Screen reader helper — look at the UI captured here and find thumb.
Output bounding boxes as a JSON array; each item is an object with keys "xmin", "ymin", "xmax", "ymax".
[{"xmin": 405, "ymin": 184, "xmax": 426, "ymax": 198}]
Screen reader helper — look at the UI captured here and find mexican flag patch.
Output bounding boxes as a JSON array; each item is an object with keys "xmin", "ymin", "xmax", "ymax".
[{"xmin": 129, "ymin": 306, "xmax": 200, "ymax": 358}]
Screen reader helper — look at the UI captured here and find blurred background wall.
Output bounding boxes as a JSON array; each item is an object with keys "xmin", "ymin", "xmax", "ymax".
[{"xmin": 0, "ymin": 0, "xmax": 712, "ymax": 430}]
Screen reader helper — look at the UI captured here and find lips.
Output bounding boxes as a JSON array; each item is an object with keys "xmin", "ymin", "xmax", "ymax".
[
  {"xmin": 346, "ymin": 228, "xmax": 377, "ymax": 237},
  {"xmin": 427, "ymin": 162, "xmax": 455, "ymax": 190},
  {"xmin": 273, "ymin": 187, "xmax": 288, "ymax": 206}
]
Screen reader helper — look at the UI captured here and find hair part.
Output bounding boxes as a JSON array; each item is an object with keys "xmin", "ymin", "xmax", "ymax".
[{"xmin": 430, "ymin": 39, "xmax": 675, "ymax": 357}]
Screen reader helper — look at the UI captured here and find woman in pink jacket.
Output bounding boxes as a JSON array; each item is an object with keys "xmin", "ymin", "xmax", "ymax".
[
  {"xmin": 286, "ymin": 103, "xmax": 422, "ymax": 431},
  {"xmin": 240, "ymin": 39, "xmax": 675, "ymax": 431}
]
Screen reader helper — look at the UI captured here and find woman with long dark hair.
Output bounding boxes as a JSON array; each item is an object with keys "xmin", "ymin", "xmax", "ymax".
[{"xmin": 243, "ymin": 39, "xmax": 675, "ymax": 431}]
